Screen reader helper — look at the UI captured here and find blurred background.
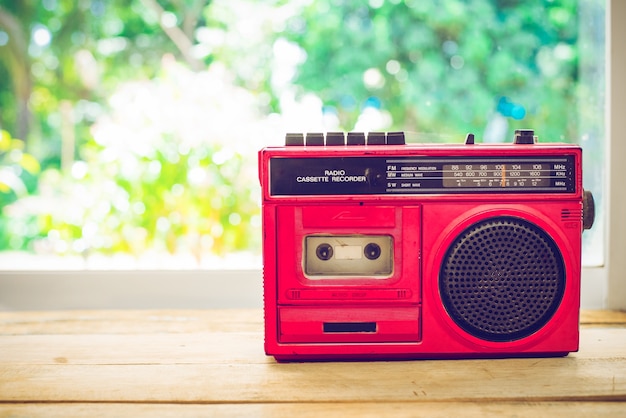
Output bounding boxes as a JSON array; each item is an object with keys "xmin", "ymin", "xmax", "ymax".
[{"xmin": 0, "ymin": 0, "xmax": 605, "ymax": 270}]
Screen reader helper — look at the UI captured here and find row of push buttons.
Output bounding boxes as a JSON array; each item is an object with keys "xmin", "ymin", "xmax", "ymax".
[{"xmin": 285, "ymin": 131, "xmax": 406, "ymax": 146}]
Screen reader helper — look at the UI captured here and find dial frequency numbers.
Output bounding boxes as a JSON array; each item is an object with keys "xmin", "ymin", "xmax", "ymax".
[{"xmin": 443, "ymin": 163, "xmax": 558, "ymax": 188}]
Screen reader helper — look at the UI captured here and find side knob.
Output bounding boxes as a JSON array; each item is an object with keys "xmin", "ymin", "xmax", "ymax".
[{"xmin": 583, "ymin": 190, "xmax": 595, "ymax": 230}]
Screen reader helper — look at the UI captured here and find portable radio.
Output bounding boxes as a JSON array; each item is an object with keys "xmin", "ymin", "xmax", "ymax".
[{"xmin": 259, "ymin": 130, "xmax": 594, "ymax": 361}]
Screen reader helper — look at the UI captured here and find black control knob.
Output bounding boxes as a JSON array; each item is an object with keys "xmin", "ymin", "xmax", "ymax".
[
  {"xmin": 306, "ymin": 133, "xmax": 324, "ymax": 146},
  {"xmin": 347, "ymin": 132, "xmax": 365, "ymax": 145},
  {"xmin": 285, "ymin": 133, "xmax": 304, "ymax": 146},
  {"xmin": 583, "ymin": 190, "xmax": 595, "ymax": 230},
  {"xmin": 367, "ymin": 132, "xmax": 386, "ymax": 145},
  {"xmin": 387, "ymin": 131, "xmax": 405, "ymax": 145},
  {"xmin": 326, "ymin": 132, "xmax": 345, "ymax": 146},
  {"xmin": 514, "ymin": 129, "xmax": 535, "ymax": 144}
]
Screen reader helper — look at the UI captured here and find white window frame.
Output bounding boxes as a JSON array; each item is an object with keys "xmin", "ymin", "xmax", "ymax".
[
  {"xmin": 0, "ymin": 0, "xmax": 624, "ymax": 310},
  {"xmin": 604, "ymin": 0, "xmax": 626, "ymax": 309}
]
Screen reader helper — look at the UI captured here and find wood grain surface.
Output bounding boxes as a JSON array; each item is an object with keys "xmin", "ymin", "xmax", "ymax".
[{"xmin": 0, "ymin": 309, "xmax": 624, "ymax": 417}]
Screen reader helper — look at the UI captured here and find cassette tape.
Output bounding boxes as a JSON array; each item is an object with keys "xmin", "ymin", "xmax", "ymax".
[
  {"xmin": 259, "ymin": 130, "xmax": 595, "ymax": 361},
  {"xmin": 304, "ymin": 235, "xmax": 393, "ymax": 277}
]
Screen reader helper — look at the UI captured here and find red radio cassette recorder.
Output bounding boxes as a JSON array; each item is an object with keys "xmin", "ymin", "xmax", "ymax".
[{"xmin": 258, "ymin": 130, "xmax": 595, "ymax": 361}]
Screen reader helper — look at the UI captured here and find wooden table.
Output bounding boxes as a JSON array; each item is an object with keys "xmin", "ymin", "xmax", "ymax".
[{"xmin": 1, "ymin": 309, "xmax": 625, "ymax": 417}]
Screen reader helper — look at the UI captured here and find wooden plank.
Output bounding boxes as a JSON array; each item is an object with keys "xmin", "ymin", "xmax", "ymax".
[
  {"xmin": 0, "ymin": 310, "xmax": 264, "ymax": 335},
  {"xmin": 0, "ymin": 328, "xmax": 624, "ymax": 365},
  {"xmin": 0, "ymin": 333, "xmax": 269, "ymax": 365},
  {"xmin": 0, "ymin": 356, "xmax": 624, "ymax": 403},
  {"xmin": 0, "ymin": 309, "xmax": 623, "ymax": 336},
  {"xmin": 0, "ymin": 402, "xmax": 625, "ymax": 418},
  {"xmin": 0, "ymin": 309, "xmax": 624, "ymax": 411},
  {"xmin": 580, "ymin": 309, "xmax": 626, "ymax": 326}
]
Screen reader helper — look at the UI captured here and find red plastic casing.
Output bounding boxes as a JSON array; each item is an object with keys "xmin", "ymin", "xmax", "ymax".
[{"xmin": 259, "ymin": 140, "xmax": 584, "ymax": 361}]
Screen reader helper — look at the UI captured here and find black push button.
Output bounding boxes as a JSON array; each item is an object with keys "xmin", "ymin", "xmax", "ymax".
[
  {"xmin": 387, "ymin": 131, "xmax": 405, "ymax": 145},
  {"xmin": 367, "ymin": 132, "xmax": 386, "ymax": 145},
  {"xmin": 514, "ymin": 129, "xmax": 535, "ymax": 144},
  {"xmin": 326, "ymin": 132, "xmax": 345, "ymax": 146},
  {"xmin": 465, "ymin": 133, "xmax": 475, "ymax": 145},
  {"xmin": 285, "ymin": 133, "xmax": 304, "ymax": 146},
  {"xmin": 347, "ymin": 132, "xmax": 365, "ymax": 145},
  {"xmin": 306, "ymin": 133, "xmax": 324, "ymax": 146}
]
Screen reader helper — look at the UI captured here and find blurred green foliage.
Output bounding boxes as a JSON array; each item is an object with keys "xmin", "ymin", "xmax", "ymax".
[
  {"xmin": 0, "ymin": 0, "xmax": 594, "ymax": 262},
  {"xmin": 2, "ymin": 58, "xmax": 264, "ymax": 259},
  {"xmin": 0, "ymin": 129, "xmax": 40, "ymax": 250},
  {"xmin": 284, "ymin": 0, "xmax": 579, "ymax": 141}
]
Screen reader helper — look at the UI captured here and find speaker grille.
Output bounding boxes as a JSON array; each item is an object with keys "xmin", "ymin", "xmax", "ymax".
[{"xmin": 439, "ymin": 217, "xmax": 565, "ymax": 342}]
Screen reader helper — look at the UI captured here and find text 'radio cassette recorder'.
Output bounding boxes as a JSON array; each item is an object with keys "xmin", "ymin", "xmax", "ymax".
[{"xmin": 258, "ymin": 130, "xmax": 595, "ymax": 361}]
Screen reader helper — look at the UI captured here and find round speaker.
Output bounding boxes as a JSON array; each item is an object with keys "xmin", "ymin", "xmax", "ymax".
[{"xmin": 439, "ymin": 216, "xmax": 565, "ymax": 342}]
